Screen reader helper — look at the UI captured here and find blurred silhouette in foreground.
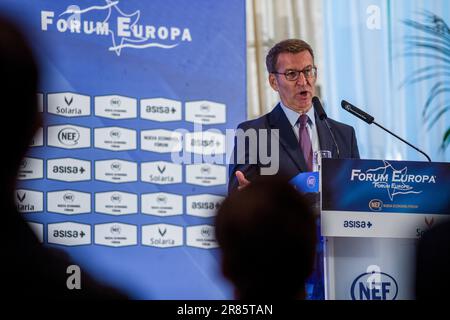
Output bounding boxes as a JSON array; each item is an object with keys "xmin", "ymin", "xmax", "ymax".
[
  {"xmin": 415, "ymin": 219, "xmax": 450, "ymax": 300},
  {"xmin": 215, "ymin": 176, "xmax": 317, "ymax": 299},
  {"xmin": 0, "ymin": 15, "xmax": 127, "ymax": 299}
]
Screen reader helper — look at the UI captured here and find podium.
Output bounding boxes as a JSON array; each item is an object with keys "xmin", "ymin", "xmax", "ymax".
[{"xmin": 291, "ymin": 158, "xmax": 450, "ymax": 300}]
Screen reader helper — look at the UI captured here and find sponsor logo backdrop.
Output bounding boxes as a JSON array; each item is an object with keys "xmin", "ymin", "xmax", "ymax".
[{"xmin": 2, "ymin": 0, "xmax": 246, "ymax": 299}]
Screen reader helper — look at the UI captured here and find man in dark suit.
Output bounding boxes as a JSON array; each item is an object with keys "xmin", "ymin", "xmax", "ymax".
[{"xmin": 229, "ymin": 39, "xmax": 360, "ymax": 193}]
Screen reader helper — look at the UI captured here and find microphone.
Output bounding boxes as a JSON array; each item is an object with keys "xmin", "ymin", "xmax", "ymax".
[
  {"xmin": 312, "ymin": 96, "xmax": 340, "ymax": 158},
  {"xmin": 341, "ymin": 100, "xmax": 432, "ymax": 162},
  {"xmin": 341, "ymin": 100, "xmax": 374, "ymax": 124}
]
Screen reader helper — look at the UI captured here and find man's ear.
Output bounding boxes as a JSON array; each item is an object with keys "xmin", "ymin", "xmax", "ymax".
[{"xmin": 269, "ymin": 73, "xmax": 279, "ymax": 92}]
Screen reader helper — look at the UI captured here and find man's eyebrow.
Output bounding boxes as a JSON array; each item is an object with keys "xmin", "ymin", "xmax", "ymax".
[{"xmin": 285, "ymin": 65, "xmax": 314, "ymax": 71}]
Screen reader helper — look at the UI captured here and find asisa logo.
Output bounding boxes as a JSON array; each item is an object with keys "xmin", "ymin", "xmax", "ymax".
[
  {"xmin": 40, "ymin": 0, "xmax": 193, "ymax": 56},
  {"xmin": 351, "ymin": 265, "xmax": 398, "ymax": 300}
]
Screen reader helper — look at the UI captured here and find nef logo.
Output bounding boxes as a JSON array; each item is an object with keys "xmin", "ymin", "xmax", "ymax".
[
  {"xmin": 110, "ymin": 225, "xmax": 121, "ymax": 235},
  {"xmin": 201, "ymin": 227, "xmax": 211, "ymax": 237},
  {"xmin": 157, "ymin": 195, "xmax": 167, "ymax": 204},
  {"xmin": 351, "ymin": 265, "xmax": 398, "ymax": 300},
  {"xmin": 111, "ymin": 193, "xmax": 122, "ymax": 203},
  {"xmin": 58, "ymin": 128, "xmax": 80, "ymax": 146},
  {"xmin": 369, "ymin": 199, "xmax": 383, "ymax": 211},
  {"xmin": 200, "ymin": 104, "xmax": 210, "ymax": 113},
  {"xmin": 63, "ymin": 193, "xmax": 75, "ymax": 202},
  {"xmin": 110, "ymin": 129, "xmax": 121, "ymax": 139},
  {"xmin": 111, "ymin": 162, "xmax": 122, "ymax": 171},
  {"xmin": 110, "ymin": 97, "xmax": 121, "ymax": 107},
  {"xmin": 201, "ymin": 166, "xmax": 211, "ymax": 175}
]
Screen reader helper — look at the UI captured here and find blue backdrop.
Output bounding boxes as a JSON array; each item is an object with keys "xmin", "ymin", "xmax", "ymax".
[{"xmin": 1, "ymin": 0, "xmax": 246, "ymax": 299}]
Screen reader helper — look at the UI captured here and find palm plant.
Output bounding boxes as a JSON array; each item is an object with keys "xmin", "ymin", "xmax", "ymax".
[{"xmin": 402, "ymin": 11, "xmax": 450, "ymax": 151}]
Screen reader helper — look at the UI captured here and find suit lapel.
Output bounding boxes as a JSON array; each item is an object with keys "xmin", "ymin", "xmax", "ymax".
[
  {"xmin": 268, "ymin": 104, "xmax": 309, "ymax": 172},
  {"xmin": 315, "ymin": 112, "xmax": 336, "ymax": 158}
]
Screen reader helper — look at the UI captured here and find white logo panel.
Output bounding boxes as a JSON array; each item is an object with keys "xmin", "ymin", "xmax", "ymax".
[
  {"xmin": 186, "ymin": 164, "xmax": 226, "ymax": 186},
  {"xmin": 141, "ymin": 129, "xmax": 182, "ymax": 153},
  {"xmin": 186, "ymin": 225, "xmax": 218, "ymax": 249},
  {"xmin": 95, "ymin": 95, "xmax": 137, "ymax": 119},
  {"xmin": 15, "ymin": 189, "xmax": 43, "ymax": 213},
  {"xmin": 95, "ymin": 159, "xmax": 137, "ymax": 183},
  {"xmin": 48, "ymin": 222, "xmax": 91, "ymax": 246},
  {"xmin": 95, "ymin": 223, "xmax": 137, "ymax": 247},
  {"xmin": 47, "ymin": 158, "xmax": 91, "ymax": 182},
  {"xmin": 18, "ymin": 157, "xmax": 43, "ymax": 180},
  {"xmin": 47, "ymin": 92, "xmax": 90, "ymax": 117},
  {"xmin": 141, "ymin": 193, "xmax": 183, "ymax": 216},
  {"xmin": 94, "ymin": 127, "xmax": 137, "ymax": 151},
  {"xmin": 186, "ymin": 194, "xmax": 224, "ymax": 218},
  {"xmin": 28, "ymin": 222, "xmax": 44, "ymax": 243},
  {"xmin": 95, "ymin": 191, "xmax": 137, "ymax": 215},
  {"xmin": 47, "ymin": 190, "xmax": 91, "ymax": 215},
  {"xmin": 140, "ymin": 98, "xmax": 182, "ymax": 122},
  {"xmin": 142, "ymin": 224, "xmax": 183, "ymax": 248},
  {"xmin": 37, "ymin": 93, "xmax": 44, "ymax": 113},
  {"xmin": 141, "ymin": 161, "xmax": 182, "ymax": 184},
  {"xmin": 47, "ymin": 125, "xmax": 91, "ymax": 149},
  {"xmin": 185, "ymin": 131, "xmax": 225, "ymax": 155},
  {"xmin": 185, "ymin": 100, "xmax": 226, "ymax": 124},
  {"xmin": 30, "ymin": 127, "xmax": 44, "ymax": 147}
]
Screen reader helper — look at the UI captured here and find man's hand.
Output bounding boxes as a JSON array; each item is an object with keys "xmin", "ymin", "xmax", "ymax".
[{"xmin": 235, "ymin": 171, "xmax": 250, "ymax": 190}]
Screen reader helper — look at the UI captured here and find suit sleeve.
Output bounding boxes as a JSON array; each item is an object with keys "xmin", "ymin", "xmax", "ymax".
[{"xmin": 228, "ymin": 124, "xmax": 260, "ymax": 194}]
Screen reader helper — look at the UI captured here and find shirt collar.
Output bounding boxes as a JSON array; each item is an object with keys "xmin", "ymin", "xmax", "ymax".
[{"xmin": 279, "ymin": 101, "xmax": 316, "ymax": 128}]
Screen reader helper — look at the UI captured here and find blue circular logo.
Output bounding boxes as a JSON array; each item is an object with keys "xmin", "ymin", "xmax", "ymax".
[{"xmin": 307, "ymin": 176, "xmax": 316, "ymax": 189}]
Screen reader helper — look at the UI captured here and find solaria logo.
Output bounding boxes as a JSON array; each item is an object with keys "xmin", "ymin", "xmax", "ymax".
[
  {"xmin": 351, "ymin": 265, "xmax": 398, "ymax": 300},
  {"xmin": 40, "ymin": 0, "xmax": 193, "ymax": 56}
]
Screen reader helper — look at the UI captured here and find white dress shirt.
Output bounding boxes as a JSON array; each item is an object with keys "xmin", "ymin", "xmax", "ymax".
[{"xmin": 279, "ymin": 101, "xmax": 320, "ymax": 156}]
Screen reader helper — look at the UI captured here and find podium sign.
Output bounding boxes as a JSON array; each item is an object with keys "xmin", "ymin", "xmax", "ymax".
[
  {"xmin": 321, "ymin": 159, "xmax": 450, "ymax": 300},
  {"xmin": 322, "ymin": 159, "xmax": 450, "ymax": 238}
]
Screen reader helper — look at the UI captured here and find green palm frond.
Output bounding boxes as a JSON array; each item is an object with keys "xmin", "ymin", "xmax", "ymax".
[
  {"xmin": 443, "ymin": 128, "xmax": 450, "ymax": 150},
  {"xmin": 403, "ymin": 11, "xmax": 450, "ymax": 151}
]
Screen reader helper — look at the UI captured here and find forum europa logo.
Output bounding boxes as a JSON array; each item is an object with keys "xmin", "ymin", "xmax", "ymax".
[{"xmin": 41, "ymin": 0, "xmax": 193, "ymax": 56}]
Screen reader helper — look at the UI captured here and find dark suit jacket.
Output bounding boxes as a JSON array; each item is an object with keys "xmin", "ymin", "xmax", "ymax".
[{"xmin": 228, "ymin": 103, "xmax": 360, "ymax": 193}]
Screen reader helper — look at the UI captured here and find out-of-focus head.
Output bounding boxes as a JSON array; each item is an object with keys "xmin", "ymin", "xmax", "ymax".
[
  {"xmin": 215, "ymin": 175, "xmax": 317, "ymax": 299},
  {"xmin": 0, "ymin": 15, "xmax": 41, "ymax": 187}
]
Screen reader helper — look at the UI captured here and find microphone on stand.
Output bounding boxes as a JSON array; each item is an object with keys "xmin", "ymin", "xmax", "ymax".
[
  {"xmin": 341, "ymin": 99, "xmax": 431, "ymax": 162},
  {"xmin": 312, "ymin": 96, "xmax": 340, "ymax": 158}
]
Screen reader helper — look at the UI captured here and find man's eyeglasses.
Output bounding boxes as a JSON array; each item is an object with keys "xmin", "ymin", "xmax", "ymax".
[{"xmin": 273, "ymin": 66, "xmax": 317, "ymax": 81}]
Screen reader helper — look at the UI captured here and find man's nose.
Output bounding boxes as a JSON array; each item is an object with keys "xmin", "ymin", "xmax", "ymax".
[{"xmin": 296, "ymin": 72, "xmax": 307, "ymax": 86}]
